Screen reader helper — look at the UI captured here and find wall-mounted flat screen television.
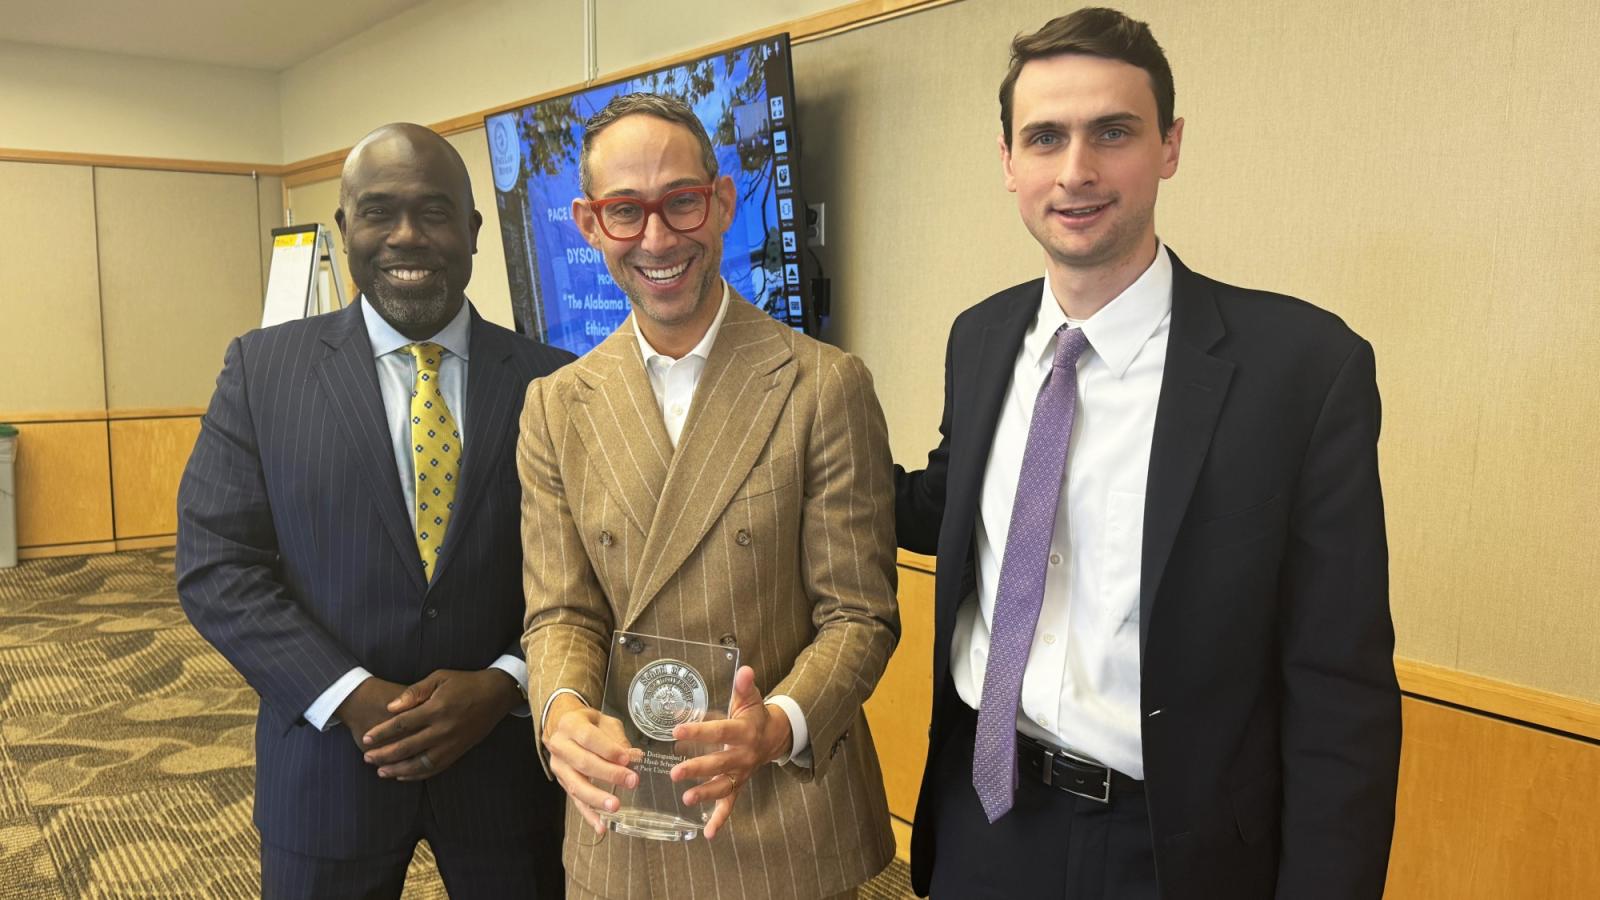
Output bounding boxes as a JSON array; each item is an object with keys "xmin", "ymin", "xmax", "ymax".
[{"xmin": 485, "ymin": 34, "xmax": 809, "ymax": 355}]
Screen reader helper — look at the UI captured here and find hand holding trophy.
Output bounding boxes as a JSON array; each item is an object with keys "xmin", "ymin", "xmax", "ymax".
[
  {"xmin": 590, "ymin": 631, "xmax": 742, "ymax": 841},
  {"xmin": 668, "ymin": 664, "xmax": 794, "ymax": 840}
]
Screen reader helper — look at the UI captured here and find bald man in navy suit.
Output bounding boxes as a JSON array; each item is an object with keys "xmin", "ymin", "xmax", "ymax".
[{"xmin": 178, "ymin": 123, "xmax": 571, "ymax": 898}]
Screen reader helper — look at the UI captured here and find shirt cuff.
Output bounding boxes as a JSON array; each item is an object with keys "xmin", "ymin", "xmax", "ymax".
[
  {"xmin": 489, "ymin": 655, "xmax": 531, "ymax": 718},
  {"xmin": 767, "ymin": 694, "xmax": 811, "ymax": 767},
  {"xmin": 304, "ymin": 667, "xmax": 373, "ymax": 731},
  {"xmin": 541, "ymin": 687, "xmax": 589, "ymax": 731}
]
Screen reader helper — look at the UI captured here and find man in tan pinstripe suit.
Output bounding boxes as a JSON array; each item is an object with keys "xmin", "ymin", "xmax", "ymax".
[{"xmin": 517, "ymin": 93, "xmax": 900, "ymax": 899}]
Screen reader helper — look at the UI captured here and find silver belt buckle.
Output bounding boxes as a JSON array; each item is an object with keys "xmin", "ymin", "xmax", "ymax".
[{"xmin": 1040, "ymin": 745, "xmax": 1111, "ymax": 804}]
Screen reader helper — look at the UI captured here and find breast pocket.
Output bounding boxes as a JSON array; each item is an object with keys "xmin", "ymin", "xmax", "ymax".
[
  {"xmin": 1189, "ymin": 493, "xmax": 1284, "ymax": 552},
  {"xmin": 730, "ymin": 452, "xmax": 796, "ymax": 502}
]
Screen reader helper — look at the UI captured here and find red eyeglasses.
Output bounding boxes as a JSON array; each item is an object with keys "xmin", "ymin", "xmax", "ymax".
[{"xmin": 584, "ymin": 185, "xmax": 715, "ymax": 241}]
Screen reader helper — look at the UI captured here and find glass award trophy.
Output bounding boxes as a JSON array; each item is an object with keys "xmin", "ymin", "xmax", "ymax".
[{"xmin": 597, "ymin": 631, "xmax": 739, "ymax": 841}]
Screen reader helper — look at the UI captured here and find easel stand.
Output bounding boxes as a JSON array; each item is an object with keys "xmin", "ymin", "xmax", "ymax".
[{"xmin": 262, "ymin": 224, "xmax": 349, "ymax": 327}]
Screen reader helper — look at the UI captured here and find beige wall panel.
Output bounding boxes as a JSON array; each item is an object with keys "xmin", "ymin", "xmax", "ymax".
[
  {"xmin": 1449, "ymin": 13, "xmax": 1600, "ymax": 700},
  {"xmin": 0, "ymin": 161, "xmax": 106, "ymax": 415},
  {"xmin": 449, "ymin": 130, "xmax": 515, "ymax": 329},
  {"xmin": 257, "ymin": 175, "xmax": 286, "ymax": 282},
  {"xmin": 107, "ymin": 417, "xmax": 201, "ymax": 539},
  {"xmin": 0, "ymin": 40, "xmax": 280, "ymax": 162},
  {"xmin": 863, "ymin": 560, "xmax": 936, "ymax": 821},
  {"xmin": 9, "ymin": 420, "xmax": 113, "ymax": 547},
  {"xmin": 95, "ymin": 168, "xmax": 264, "ymax": 410},
  {"xmin": 287, "ymin": 177, "xmax": 344, "ymax": 241},
  {"xmin": 1388, "ymin": 698, "xmax": 1600, "ymax": 898}
]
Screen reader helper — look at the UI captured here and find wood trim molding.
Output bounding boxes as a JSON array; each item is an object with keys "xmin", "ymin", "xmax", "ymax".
[
  {"xmin": 17, "ymin": 541, "xmax": 119, "ymax": 561},
  {"xmin": 1396, "ymin": 659, "xmax": 1600, "ymax": 742},
  {"xmin": 0, "ymin": 408, "xmax": 206, "ymax": 424},
  {"xmin": 0, "ymin": 409, "xmax": 110, "ymax": 424},
  {"xmin": 280, "ymin": 0, "xmax": 962, "ymax": 186},
  {"xmin": 107, "ymin": 407, "xmax": 207, "ymax": 421},
  {"xmin": 1, "ymin": 147, "xmax": 284, "ymax": 177},
  {"xmin": 283, "ymin": 159, "xmax": 345, "ymax": 189},
  {"xmin": 115, "ymin": 535, "xmax": 177, "ymax": 552}
]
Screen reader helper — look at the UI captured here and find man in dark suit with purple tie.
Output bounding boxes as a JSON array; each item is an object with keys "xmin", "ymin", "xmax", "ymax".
[
  {"xmin": 177, "ymin": 123, "xmax": 571, "ymax": 898},
  {"xmin": 894, "ymin": 9, "xmax": 1401, "ymax": 899}
]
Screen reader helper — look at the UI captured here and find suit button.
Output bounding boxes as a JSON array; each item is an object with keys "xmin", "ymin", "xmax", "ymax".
[
  {"xmin": 599, "ymin": 531, "xmax": 613, "ymax": 547},
  {"xmin": 425, "ymin": 607, "xmax": 438, "ymax": 620},
  {"xmin": 735, "ymin": 529, "xmax": 751, "ymax": 546},
  {"xmin": 719, "ymin": 633, "xmax": 737, "ymax": 647}
]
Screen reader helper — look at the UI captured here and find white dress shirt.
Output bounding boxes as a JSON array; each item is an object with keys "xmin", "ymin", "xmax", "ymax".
[
  {"xmin": 303, "ymin": 298, "xmax": 528, "ymax": 731},
  {"xmin": 951, "ymin": 245, "xmax": 1173, "ymax": 778},
  {"xmin": 631, "ymin": 283, "xmax": 811, "ymax": 765}
]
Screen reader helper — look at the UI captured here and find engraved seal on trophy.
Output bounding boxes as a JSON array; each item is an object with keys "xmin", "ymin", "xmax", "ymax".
[{"xmin": 627, "ymin": 658, "xmax": 709, "ymax": 741}]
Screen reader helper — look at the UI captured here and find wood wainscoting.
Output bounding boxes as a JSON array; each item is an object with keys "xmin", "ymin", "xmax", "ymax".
[
  {"xmin": 1, "ymin": 409, "xmax": 200, "ymax": 558},
  {"xmin": 866, "ymin": 552, "xmax": 1600, "ymax": 897}
]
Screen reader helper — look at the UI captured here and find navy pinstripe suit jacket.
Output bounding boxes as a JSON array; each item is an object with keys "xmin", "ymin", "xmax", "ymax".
[{"xmin": 176, "ymin": 299, "xmax": 573, "ymax": 858}]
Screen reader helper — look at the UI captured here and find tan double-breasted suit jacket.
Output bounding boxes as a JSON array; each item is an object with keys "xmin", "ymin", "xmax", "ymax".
[{"xmin": 518, "ymin": 295, "xmax": 899, "ymax": 899}]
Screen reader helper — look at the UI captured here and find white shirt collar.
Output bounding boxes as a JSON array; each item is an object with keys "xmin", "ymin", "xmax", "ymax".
[
  {"xmin": 1027, "ymin": 243, "xmax": 1173, "ymax": 378},
  {"xmin": 360, "ymin": 295, "xmax": 473, "ymax": 361},
  {"xmin": 634, "ymin": 280, "xmax": 731, "ymax": 365}
]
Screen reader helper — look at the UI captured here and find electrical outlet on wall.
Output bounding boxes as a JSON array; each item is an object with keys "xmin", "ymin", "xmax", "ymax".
[{"xmin": 806, "ymin": 202, "xmax": 825, "ymax": 248}]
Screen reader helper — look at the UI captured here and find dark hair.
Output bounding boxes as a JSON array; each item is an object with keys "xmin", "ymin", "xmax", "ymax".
[
  {"xmin": 998, "ymin": 7, "xmax": 1175, "ymax": 147},
  {"xmin": 579, "ymin": 92, "xmax": 719, "ymax": 194}
]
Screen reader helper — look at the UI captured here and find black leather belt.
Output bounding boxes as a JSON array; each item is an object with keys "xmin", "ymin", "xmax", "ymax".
[{"xmin": 1016, "ymin": 732, "xmax": 1144, "ymax": 804}]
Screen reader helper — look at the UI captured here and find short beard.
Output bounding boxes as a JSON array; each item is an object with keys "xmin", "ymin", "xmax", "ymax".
[
  {"xmin": 367, "ymin": 278, "xmax": 454, "ymax": 334},
  {"xmin": 623, "ymin": 263, "xmax": 720, "ymax": 329}
]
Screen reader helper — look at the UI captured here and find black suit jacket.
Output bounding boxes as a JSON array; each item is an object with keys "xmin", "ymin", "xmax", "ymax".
[
  {"xmin": 896, "ymin": 251, "xmax": 1400, "ymax": 898},
  {"xmin": 176, "ymin": 299, "xmax": 573, "ymax": 858}
]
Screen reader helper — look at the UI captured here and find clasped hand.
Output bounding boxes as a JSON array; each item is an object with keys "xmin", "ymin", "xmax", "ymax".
[
  {"xmin": 336, "ymin": 669, "xmax": 522, "ymax": 781},
  {"xmin": 543, "ymin": 665, "xmax": 792, "ymax": 840}
]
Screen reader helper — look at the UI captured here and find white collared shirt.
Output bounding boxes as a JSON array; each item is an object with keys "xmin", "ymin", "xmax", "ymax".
[
  {"xmin": 951, "ymin": 245, "xmax": 1173, "ymax": 779},
  {"xmin": 303, "ymin": 297, "xmax": 527, "ymax": 731},
  {"xmin": 634, "ymin": 282, "xmax": 732, "ymax": 448}
]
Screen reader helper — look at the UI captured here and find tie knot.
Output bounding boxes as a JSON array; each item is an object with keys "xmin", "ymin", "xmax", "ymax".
[
  {"xmin": 1052, "ymin": 325, "xmax": 1090, "ymax": 370},
  {"xmin": 406, "ymin": 342, "xmax": 444, "ymax": 376}
]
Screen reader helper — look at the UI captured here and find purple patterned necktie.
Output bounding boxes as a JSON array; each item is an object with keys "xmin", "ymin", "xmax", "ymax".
[{"xmin": 973, "ymin": 324, "xmax": 1091, "ymax": 822}]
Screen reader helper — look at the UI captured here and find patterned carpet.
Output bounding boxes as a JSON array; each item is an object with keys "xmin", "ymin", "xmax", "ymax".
[{"xmin": 0, "ymin": 550, "xmax": 914, "ymax": 899}]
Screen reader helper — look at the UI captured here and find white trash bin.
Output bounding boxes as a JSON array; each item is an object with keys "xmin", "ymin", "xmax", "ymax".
[{"xmin": 0, "ymin": 424, "xmax": 17, "ymax": 568}]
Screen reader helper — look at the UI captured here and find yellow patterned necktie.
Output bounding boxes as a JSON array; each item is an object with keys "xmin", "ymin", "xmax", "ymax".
[{"xmin": 405, "ymin": 342, "xmax": 461, "ymax": 581}]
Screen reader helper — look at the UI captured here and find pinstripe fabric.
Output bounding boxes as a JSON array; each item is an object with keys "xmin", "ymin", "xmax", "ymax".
[
  {"xmin": 519, "ymin": 296, "xmax": 900, "ymax": 899},
  {"xmin": 176, "ymin": 299, "xmax": 574, "ymax": 862}
]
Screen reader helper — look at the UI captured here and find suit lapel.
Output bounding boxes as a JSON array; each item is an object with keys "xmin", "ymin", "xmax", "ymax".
[
  {"xmin": 948, "ymin": 284, "xmax": 1037, "ymax": 542},
  {"xmin": 1140, "ymin": 254, "xmax": 1234, "ymax": 657},
  {"xmin": 311, "ymin": 301, "xmax": 426, "ymax": 591},
  {"xmin": 625, "ymin": 299, "xmax": 795, "ymax": 627},
  {"xmin": 568, "ymin": 319, "xmax": 674, "ymax": 537},
  {"xmin": 432, "ymin": 308, "xmax": 516, "ymax": 585},
  {"xmin": 938, "ymin": 284, "xmax": 1036, "ymax": 641}
]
